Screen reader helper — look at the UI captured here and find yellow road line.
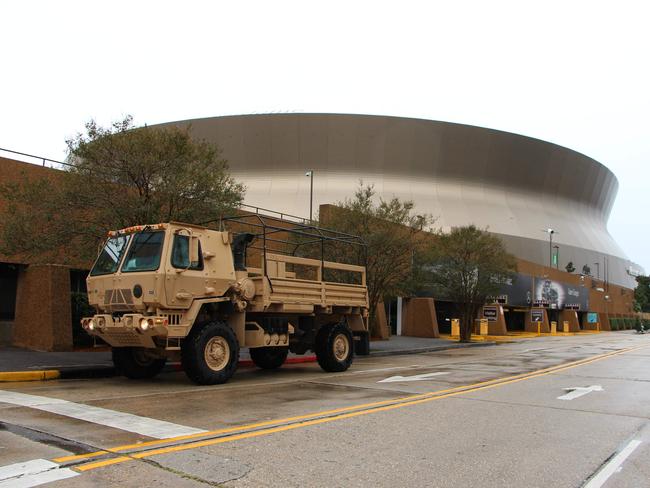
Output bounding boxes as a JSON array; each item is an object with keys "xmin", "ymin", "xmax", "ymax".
[
  {"xmin": 0, "ymin": 370, "xmax": 60, "ymax": 382},
  {"xmin": 73, "ymin": 346, "xmax": 647, "ymax": 471},
  {"xmin": 66, "ymin": 343, "xmax": 647, "ymax": 471}
]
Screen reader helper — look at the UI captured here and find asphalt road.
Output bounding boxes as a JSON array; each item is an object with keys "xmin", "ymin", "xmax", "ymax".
[{"xmin": 1, "ymin": 332, "xmax": 649, "ymax": 487}]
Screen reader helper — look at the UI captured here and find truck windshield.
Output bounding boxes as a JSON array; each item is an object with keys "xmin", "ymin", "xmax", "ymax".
[
  {"xmin": 90, "ymin": 235, "xmax": 132, "ymax": 276},
  {"xmin": 121, "ymin": 231, "xmax": 165, "ymax": 273}
]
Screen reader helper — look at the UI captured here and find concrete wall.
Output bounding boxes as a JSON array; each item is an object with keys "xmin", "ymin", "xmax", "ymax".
[
  {"xmin": 401, "ymin": 298, "xmax": 439, "ymax": 338},
  {"xmin": 13, "ymin": 264, "xmax": 73, "ymax": 351}
]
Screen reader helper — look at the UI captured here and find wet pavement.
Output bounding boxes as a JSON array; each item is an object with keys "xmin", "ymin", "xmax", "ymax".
[{"xmin": 0, "ymin": 331, "xmax": 649, "ymax": 487}]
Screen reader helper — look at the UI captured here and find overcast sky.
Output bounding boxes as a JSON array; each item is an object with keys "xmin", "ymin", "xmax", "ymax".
[{"xmin": 1, "ymin": 1, "xmax": 648, "ymax": 272}]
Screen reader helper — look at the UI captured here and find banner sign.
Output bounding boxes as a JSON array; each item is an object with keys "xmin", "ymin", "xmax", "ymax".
[
  {"xmin": 587, "ymin": 312, "xmax": 598, "ymax": 323},
  {"xmin": 493, "ymin": 274, "xmax": 533, "ymax": 307},
  {"xmin": 533, "ymin": 278, "xmax": 589, "ymax": 310},
  {"xmin": 531, "ymin": 310, "xmax": 544, "ymax": 322},
  {"xmin": 483, "ymin": 306, "xmax": 498, "ymax": 322}
]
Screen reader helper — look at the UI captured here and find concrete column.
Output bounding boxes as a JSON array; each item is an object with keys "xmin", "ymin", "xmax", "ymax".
[
  {"xmin": 401, "ymin": 298, "xmax": 440, "ymax": 338},
  {"xmin": 396, "ymin": 297, "xmax": 403, "ymax": 336},
  {"xmin": 525, "ymin": 308, "xmax": 550, "ymax": 333},
  {"xmin": 559, "ymin": 310, "xmax": 580, "ymax": 332},
  {"xmin": 13, "ymin": 264, "xmax": 73, "ymax": 351},
  {"xmin": 481, "ymin": 305, "xmax": 507, "ymax": 335}
]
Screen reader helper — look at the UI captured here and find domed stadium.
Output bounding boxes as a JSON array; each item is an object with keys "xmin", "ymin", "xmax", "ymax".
[{"xmin": 159, "ymin": 113, "xmax": 641, "ymax": 289}]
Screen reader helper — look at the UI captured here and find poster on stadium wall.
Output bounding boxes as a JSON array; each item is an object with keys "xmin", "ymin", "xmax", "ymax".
[
  {"xmin": 493, "ymin": 273, "xmax": 533, "ymax": 307},
  {"xmin": 533, "ymin": 278, "xmax": 589, "ymax": 310}
]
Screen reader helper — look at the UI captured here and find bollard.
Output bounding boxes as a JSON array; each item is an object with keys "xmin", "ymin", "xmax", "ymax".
[
  {"xmin": 596, "ymin": 322, "xmax": 600, "ymax": 333},
  {"xmin": 537, "ymin": 322, "xmax": 541, "ymax": 336},
  {"xmin": 451, "ymin": 318, "xmax": 460, "ymax": 337},
  {"xmin": 563, "ymin": 320, "xmax": 570, "ymax": 333},
  {"xmin": 479, "ymin": 318, "xmax": 489, "ymax": 336},
  {"xmin": 551, "ymin": 321, "xmax": 557, "ymax": 335}
]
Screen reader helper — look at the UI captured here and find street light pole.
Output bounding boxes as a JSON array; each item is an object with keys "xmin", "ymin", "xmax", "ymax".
[
  {"xmin": 305, "ymin": 170, "xmax": 314, "ymax": 223},
  {"xmin": 594, "ymin": 262, "xmax": 600, "ymax": 280},
  {"xmin": 544, "ymin": 228, "xmax": 555, "ymax": 268}
]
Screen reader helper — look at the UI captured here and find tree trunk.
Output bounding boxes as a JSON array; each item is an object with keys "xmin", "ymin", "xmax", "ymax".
[{"xmin": 459, "ymin": 304, "xmax": 473, "ymax": 342}]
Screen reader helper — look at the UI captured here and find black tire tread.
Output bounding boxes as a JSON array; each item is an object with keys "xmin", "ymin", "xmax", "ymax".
[
  {"xmin": 112, "ymin": 347, "xmax": 166, "ymax": 380},
  {"xmin": 250, "ymin": 347, "xmax": 289, "ymax": 369},
  {"xmin": 315, "ymin": 322, "xmax": 354, "ymax": 372},
  {"xmin": 181, "ymin": 321, "xmax": 239, "ymax": 385}
]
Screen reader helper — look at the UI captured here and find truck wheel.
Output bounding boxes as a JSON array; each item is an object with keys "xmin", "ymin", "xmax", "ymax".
[
  {"xmin": 182, "ymin": 321, "xmax": 239, "ymax": 385},
  {"xmin": 250, "ymin": 347, "xmax": 289, "ymax": 369},
  {"xmin": 315, "ymin": 322, "xmax": 354, "ymax": 372},
  {"xmin": 112, "ymin": 347, "xmax": 166, "ymax": 379}
]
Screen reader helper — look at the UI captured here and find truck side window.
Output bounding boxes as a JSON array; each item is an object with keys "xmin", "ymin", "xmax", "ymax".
[{"xmin": 171, "ymin": 235, "xmax": 204, "ymax": 270}]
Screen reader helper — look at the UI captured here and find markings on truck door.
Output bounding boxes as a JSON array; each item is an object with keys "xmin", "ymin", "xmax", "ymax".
[{"xmin": 0, "ymin": 390, "xmax": 207, "ymax": 439}]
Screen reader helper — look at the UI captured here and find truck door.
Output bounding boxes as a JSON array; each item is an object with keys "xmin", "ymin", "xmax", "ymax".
[{"xmin": 164, "ymin": 230, "xmax": 205, "ymax": 308}]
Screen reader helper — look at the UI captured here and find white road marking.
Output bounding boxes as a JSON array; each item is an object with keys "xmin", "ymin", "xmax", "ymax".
[
  {"xmin": 557, "ymin": 385, "xmax": 603, "ymax": 400},
  {"xmin": 0, "ymin": 390, "xmax": 207, "ymax": 439},
  {"xmin": 0, "ymin": 459, "xmax": 78, "ymax": 487},
  {"xmin": 378, "ymin": 372, "xmax": 450, "ymax": 383},
  {"xmin": 583, "ymin": 439, "xmax": 642, "ymax": 488},
  {"xmin": 351, "ymin": 366, "xmax": 409, "ymax": 375}
]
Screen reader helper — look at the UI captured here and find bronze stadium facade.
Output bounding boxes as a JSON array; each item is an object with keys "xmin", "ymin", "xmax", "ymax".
[{"xmin": 161, "ymin": 113, "xmax": 640, "ymax": 290}]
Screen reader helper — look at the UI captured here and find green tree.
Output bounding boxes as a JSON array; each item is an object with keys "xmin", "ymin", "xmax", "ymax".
[
  {"xmin": 635, "ymin": 275, "xmax": 650, "ymax": 313},
  {"xmin": 321, "ymin": 183, "xmax": 433, "ymax": 336},
  {"xmin": 0, "ymin": 116, "xmax": 245, "ymax": 265},
  {"xmin": 424, "ymin": 226, "xmax": 516, "ymax": 342}
]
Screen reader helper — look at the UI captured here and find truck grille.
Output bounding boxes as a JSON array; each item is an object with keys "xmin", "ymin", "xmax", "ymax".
[
  {"xmin": 104, "ymin": 289, "xmax": 134, "ymax": 306},
  {"xmin": 160, "ymin": 312, "xmax": 183, "ymax": 325}
]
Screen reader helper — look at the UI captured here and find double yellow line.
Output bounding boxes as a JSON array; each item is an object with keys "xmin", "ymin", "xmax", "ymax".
[{"xmin": 55, "ymin": 343, "xmax": 647, "ymax": 472}]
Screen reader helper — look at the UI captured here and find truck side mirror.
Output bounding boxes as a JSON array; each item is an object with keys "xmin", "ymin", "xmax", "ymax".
[{"xmin": 190, "ymin": 236, "xmax": 200, "ymax": 264}]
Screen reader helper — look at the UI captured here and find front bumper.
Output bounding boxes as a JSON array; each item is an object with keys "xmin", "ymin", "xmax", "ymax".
[{"xmin": 81, "ymin": 314, "xmax": 169, "ymax": 348}]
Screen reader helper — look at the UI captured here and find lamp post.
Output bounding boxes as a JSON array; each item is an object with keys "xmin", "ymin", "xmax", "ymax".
[
  {"xmin": 544, "ymin": 228, "xmax": 556, "ymax": 268},
  {"xmin": 594, "ymin": 262, "xmax": 600, "ymax": 280},
  {"xmin": 305, "ymin": 170, "xmax": 314, "ymax": 223}
]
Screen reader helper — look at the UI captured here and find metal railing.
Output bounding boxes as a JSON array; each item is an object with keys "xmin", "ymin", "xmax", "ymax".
[{"xmin": 0, "ymin": 147, "xmax": 72, "ymax": 168}]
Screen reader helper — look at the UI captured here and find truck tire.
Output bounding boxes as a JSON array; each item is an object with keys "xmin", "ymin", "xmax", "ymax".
[
  {"xmin": 315, "ymin": 322, "xmax": 354, "ymax": 372},
  {"xmin": 250, "ymin": 347, "xmax": 289, "ymax": 369},
  {"xmin": 112, "ymin": 347, "xmax": 166, "ymax": 379},
  {"xmin": 182, "ymin": 321, "xmax": 239, "ymax": 385}
]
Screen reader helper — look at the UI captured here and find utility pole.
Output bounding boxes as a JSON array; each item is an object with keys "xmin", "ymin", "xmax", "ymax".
[{"xmin": 305, "ymin": 170, "xmax": 314, "ymax": 223}]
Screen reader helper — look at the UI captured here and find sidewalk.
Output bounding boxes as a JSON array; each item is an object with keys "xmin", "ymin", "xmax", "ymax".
[{"xmin": 0, "ymin": 336, "xmax": 495, "ymax": 382}]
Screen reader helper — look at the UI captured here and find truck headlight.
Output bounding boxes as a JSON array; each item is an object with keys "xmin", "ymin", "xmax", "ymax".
[
  {"xmin": 88, "ymin": 320, "xmax": 95, "ymax": 331},
  {"xmin": 139, "ymin": 318, "xmax": 153, "ymax": 331}
]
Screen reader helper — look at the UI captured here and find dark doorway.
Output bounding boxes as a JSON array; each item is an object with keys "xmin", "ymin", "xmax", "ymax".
[
  {"xmin": 504, "ymin": 308, "xmax": 526, "ymax": 331},
  {"xmin": 385, "ymin": 299, "xmax": 398, "ymax": 335},
  {"xmin": 576, "ymin": 311, "xmax": 586, "ymax": 330},
  {"xmin": 434, "ymin": 300, "xmax": 457, "ymax": 334},
  {"xmin": 70, "ymin": 269, "xmax": 94, "ymax": 347},
  {"xmin": 0, "ymin": 263, "xmax": 19, "ymax": 321}
]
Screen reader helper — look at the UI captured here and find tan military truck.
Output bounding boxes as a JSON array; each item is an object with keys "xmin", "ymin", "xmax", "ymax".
[{"xmin": 82, "ymin": 209, "xmax": 370, "ymax": 385}]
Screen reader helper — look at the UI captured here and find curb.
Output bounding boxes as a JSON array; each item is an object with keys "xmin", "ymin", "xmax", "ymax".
[
  {"xmin": 0, "ymin": 342, "xmax": 496, "ymax": 382},
  {"xmin": 0, "ymin": 370, "xmax": 61, "ymax": 382},
  {"xmin": 367, "ymin": 341, "xmax": 496, "ymax": 357}
]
